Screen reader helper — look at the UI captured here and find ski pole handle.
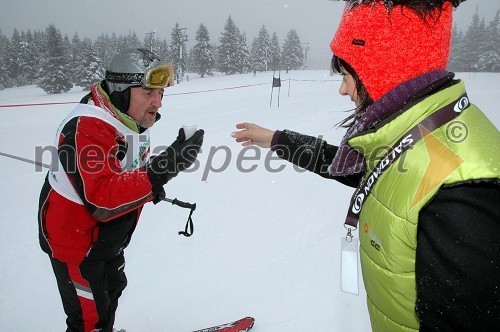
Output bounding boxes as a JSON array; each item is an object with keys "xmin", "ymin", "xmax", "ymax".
[{"xmin": 162, "ymin": 197, "xmax": 196, "ymax": 211}]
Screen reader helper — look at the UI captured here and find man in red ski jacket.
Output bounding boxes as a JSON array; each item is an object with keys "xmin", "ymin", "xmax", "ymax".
[{"xmin": 38, "ymin": 48, "xmax": 204, "ymax": 332}]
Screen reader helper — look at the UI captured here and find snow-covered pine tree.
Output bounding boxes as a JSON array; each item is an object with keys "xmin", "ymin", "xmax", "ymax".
[
  {"xmin": 76, "ymin": 38, "xmax": 103, "ymax": 91},
  {"xmin": 63, "ymin": 34, "xmax": 72, "ymax": 69},
  {"xmin": 478, "ymin": 10, "xmax": 500, "ymax": 71},
  {"xmin": 170, "ymin": 23, "xmax": 189, "ymax": 81},
  {"xmin": 117, "ymin": 31, "xmax": 141, "ymax": 52},
  {"xmin": 236, "ymin": 31, "xmax": 251, "ymax": 74},
  {"xmin": 37, "ymin": 24, "xmax": 73, "ymax": 94},
  {"xmin": 251, "ymin": 25, "xmax": 271, "ymax": 72},
  {"xmin": 94, "ymin": 33, "xmax": 115, "ymax": 71},
  {"xmin": 0, "ymin": 29, "xmax": 10, "ymax": 89},
  {"xmin": 491, "ymin": 10, "xmax": 500, "ymax": 60},
  {"xmin": 269, "ymin": 32, "xmax": 281, "ymax": 72},
  {"xmin": 157, "ymin": 39, "xmax": 171, "ymax": 64},
  {"xmin": 32, "ymin": 29, "xmax": 46, "ymax": 85},
  {"xmin": 448, "ymin": 24, "xmax": 465, "ymax": 71},
  {"xmin": 191, "ymin": 23, "xmax": 215, "ymax": 78},
  {"xmin": 70, "ymin": 33, "xmax": 85, "ymax": 86},
  {"xmin": 461, "ymin": 9, "xmax": 486, "ymax": 71},
  {"xmin": 250, "ymin": 38, "xmax": 259, "ymax": 72},
  {"xmin": 478, "ymin": 50, "xmax": 500, "ymax": 71},
  {"xmin": 281, "ymin": 29, "xmax": 304, "ymax": 71},
  {"xmin": 6, "ymin": 29, "xmax": 22, "ymax": 86},
  {"xmin": 17, "ymin": 30, "xmax": 38, "ymax": 86},
  {"xmin": 218, "ymin": 16, "xmax": 242, "ymax": 75},
  {"xmin": 109, "ymin": 33, "xmax": 120, "ymax": 57}
]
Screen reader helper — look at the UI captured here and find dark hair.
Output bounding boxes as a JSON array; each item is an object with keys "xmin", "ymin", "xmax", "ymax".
[
  {"xmin": 331, "ymin": 54, "xmax": 373, "ymax": 128},
  {"xmin": 344, "ymin": 0, "xmax": 464, "ymax": 20}
]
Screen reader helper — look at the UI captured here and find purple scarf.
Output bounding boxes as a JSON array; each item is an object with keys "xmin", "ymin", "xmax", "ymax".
[{"xmin": 329, "ymin": 70, "xmax": 451, "ymax": 177}]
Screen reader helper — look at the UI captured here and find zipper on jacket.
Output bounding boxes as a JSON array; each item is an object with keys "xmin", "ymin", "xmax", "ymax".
[{"xmin": 85, "ymin": 224, "xmax": 99, "ymax": 257}]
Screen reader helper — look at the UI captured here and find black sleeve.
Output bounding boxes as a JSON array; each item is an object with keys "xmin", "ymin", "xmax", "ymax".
[
  {"xmin": 415, "ymin": 182, "xmax": 500, "ymax": 332},
  {"xmin": 271, "ymin": 129, "xmax": 361, "ymax": 187}
]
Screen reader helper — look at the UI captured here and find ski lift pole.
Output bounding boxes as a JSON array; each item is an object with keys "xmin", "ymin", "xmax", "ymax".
[
  {"xmin": 277, "ymin": 71, "xmax": 281, "ymax": 107},
  {"xmin": 270, "ymin": 71, "xmax": 275, "ymax": 108}
]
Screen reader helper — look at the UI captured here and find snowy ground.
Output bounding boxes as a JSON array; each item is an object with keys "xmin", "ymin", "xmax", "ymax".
[{"xmin": 0, "ymin": 70, "xmax": 498, "ymax": 331}]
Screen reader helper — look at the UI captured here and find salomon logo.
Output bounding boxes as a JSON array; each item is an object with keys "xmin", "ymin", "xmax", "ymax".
[
  {"xmin": 454, "ymin": 96, "xmax": 469, "ymax": 113},
  {"xmin": 351, "ymin": 193, "xmax": 365, "ymax": 214}
]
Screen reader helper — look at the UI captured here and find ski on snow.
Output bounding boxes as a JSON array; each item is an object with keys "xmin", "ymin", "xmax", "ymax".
[{"xmin": 191, "ymin": 317, "xmax": 255, "ymax": 332}]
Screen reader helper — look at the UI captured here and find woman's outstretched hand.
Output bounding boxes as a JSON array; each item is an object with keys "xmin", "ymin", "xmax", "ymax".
[{"xmin": 231, "ymin": 123, "xmax": 276, "ymax": 148}]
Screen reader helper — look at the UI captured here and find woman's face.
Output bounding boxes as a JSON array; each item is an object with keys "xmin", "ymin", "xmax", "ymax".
[{"xmin": 339, "ymin": 67, "xmax": 361, "ymax": 108}]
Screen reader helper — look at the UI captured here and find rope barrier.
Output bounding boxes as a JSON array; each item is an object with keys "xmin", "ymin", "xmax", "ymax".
[
  {"xmin": 167, "ymin": 82, "xmax": 269, "ymax": 96},
  {"xmin": 0, "ymin": 101, "xmax": 79, "ymax": 108},
  {"xmin": 0, "ymin": 77, "xmax": 340, "ymax": 108},
  {"xmin": 288, "ymin": 78, "xmax": 341, "ymax": 82}
]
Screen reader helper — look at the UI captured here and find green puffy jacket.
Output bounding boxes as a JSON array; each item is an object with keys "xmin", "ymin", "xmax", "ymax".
[{"xmin": 348, "ymin": 80, "xmax": 500, "ymax": 331}]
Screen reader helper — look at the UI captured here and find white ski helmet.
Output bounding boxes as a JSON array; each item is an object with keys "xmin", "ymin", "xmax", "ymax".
[
  {"xmin": 105, "ymin": 48, "xmax": 168, "ymax": 94},
  {"xmin": 104, "ymin": 48, "xmax": 174, "ymax": 113}
]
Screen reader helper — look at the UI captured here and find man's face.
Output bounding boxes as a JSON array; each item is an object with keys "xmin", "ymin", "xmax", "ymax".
[{"xmin": 127, "ymin": 87, "xmax": 164, "ymax": 128}]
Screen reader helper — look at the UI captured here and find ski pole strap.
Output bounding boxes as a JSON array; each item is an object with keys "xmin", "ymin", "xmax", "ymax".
[
  {"xmin": 345, "ymin": 93, "xmax": 470, "ymax": 229},
  {"xmin": 160, "ymin": 197, "xmax": 197, "ymax": 237},
  {"xmin": 169, "ymin": 198, "xmax": 197, "ymax": 237},
  {"xmin": 178, "ymin": 208, "xmax": 195, "ymax": 237}
]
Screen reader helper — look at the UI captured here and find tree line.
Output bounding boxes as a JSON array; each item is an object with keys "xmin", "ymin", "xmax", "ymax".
[
  {"xmin": 0, "ymin": 10, "xmax": 498, "ymax": 94},
  {"xmin": 0, "ymin": 15, "xmax": 304, "ymax": 94}
]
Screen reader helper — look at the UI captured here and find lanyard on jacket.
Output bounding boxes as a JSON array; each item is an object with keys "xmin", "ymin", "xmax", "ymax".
[{"xmin": 344, "ymin": 93, "xmax": 470, "ymax": 231}]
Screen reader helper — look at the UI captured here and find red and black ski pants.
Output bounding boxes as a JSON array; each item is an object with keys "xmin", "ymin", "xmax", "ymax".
[{"xmin": 49, "ymin": 253, "xmax": 127, "ymax": 332}]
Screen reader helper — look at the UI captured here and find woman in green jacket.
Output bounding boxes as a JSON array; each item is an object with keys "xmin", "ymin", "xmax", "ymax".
[{"xmin": 232, "ymin": 1, "xmax": 500, "ymax": 331}]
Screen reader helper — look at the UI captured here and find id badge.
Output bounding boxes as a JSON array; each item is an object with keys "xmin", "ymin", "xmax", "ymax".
[{"xmin": 340, "ymin": 236, "xmax": 359, "ymax": 295}]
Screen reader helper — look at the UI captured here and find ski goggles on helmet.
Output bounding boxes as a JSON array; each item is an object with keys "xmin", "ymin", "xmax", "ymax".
[
  {"xmin": 143, "ymin": 64, "xmax": 175, "ymax": 88},
  {"xmin": 105, "ymin": 63, "xmax": 175, "ymax": 89}
]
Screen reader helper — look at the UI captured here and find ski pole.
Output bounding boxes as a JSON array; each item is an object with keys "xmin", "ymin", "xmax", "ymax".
[
  {"xmin": 0, "ymin": 151, "xmax": 50, "ymax": 168},
  {"xmin": 162, "ymin": 197, "xmax": 196, "ymax": 211},
  {"xmin": 0, "ymin": 151, "xmax": 198, "ymax": 237}
]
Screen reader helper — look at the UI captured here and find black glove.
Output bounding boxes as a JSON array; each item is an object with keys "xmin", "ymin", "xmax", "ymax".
[
  {"xmin": 151, "ymin": 186, "xmax": 166, "ymax": 205},
  {"xmin": 147, "ymin": 128, "xmax": 204, "ymax": 195}
]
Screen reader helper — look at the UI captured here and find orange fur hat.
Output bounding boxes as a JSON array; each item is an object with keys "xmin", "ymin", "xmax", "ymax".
[{"xmin": 330, "ymin": 1, "xmax": 453, "ymax": 101}]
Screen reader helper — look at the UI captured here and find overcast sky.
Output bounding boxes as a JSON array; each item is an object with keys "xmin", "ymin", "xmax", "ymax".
[{"xmin": 1, "ymin": 0, "xmax": 499, "ymax": 68}]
